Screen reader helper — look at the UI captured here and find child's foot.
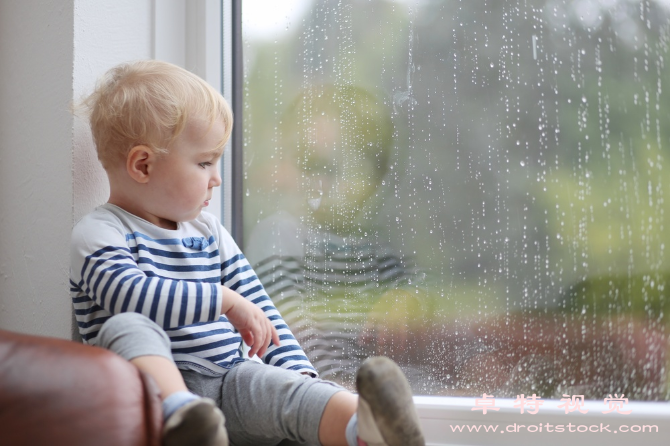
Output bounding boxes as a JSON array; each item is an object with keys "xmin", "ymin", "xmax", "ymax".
[
  {"xmin": 356, "ymin": 357, "xmax": 425, "ymax": 446},
  {"xmin": 162, "ymin": 398, "xmax": 228, "ymax": 446}
]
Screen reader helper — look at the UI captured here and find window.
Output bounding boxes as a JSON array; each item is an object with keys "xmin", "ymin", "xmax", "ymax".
[
  {"xmin": 232, "ymin": 2, "xmax": 670, "ymax": 442},
  {"xmin": 239, "ymin": 0, "xmax": 670, "ymax": 404}
]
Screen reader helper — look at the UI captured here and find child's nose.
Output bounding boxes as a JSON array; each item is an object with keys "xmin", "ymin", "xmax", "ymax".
[{"xmin": 210, "ymin": 170, "xmax": 222, "ymax": 188}]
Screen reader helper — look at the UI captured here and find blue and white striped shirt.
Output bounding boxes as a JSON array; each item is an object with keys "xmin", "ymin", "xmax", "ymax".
[{"xmin": 70, "ymin": 203, "xmax": 316, "ymax": 376}]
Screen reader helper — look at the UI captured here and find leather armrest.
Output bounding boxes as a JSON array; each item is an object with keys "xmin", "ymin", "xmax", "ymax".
[{"xmin": 0, "ymin": 329, "xmax": 162, "ymax": 446}]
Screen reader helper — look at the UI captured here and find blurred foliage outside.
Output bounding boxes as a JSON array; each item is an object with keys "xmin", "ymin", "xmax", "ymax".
[{"xmin": 242, "ymin": 0, "xmax": 670, "ymax": 399}]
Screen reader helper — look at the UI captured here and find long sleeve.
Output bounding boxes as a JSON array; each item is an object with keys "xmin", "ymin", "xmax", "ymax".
[
  {"xmin": 216, "ymin": 224, "xmax": 317, "ymax": 376},
  {"xmin": 71, "ymin": 204, "xmax": 314, "ymax": 374},
  {"xmin": 70, "ymin": 210, "xmax": 223, "ymax": 343}
]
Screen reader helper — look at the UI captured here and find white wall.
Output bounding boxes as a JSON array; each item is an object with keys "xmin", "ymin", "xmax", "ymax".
[
  {"xmin": 0, "ymin": 0, "xmax": 153, "ymax": 339},
  {"xmin": 0, "ymin": 0, "xmax": 75, "ymax": 338},
  {"xmin": 72, "ymin": 0, "xmax": 153, "ymax": 223}
]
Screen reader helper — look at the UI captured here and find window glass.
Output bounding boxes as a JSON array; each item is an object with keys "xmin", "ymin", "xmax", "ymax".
[{"xmin": 242, "ymin": 0, "xmax": 670, "ymax": 399}]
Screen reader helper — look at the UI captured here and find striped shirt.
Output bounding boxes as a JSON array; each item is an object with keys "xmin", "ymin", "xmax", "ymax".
[
  {"xmin": 70, "ymin": 204, "xmax": 315, "ymax": 376},
  {"xmin": 246, "ymin": 211, "xmax": 421, "ymax": 385}
]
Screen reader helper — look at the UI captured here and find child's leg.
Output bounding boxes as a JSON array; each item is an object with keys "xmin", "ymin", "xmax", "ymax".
[
  {"xmin": 321, "ymin": 357, "xmax": 425, "ymax": 446},
  {"xmin": 131, "ymin": 355, "xmax": 188, "ymax": 396},
  {"xmin": 97, "ymin": 313, "xmax": 228, "ymax": 446},
  {"xmin": 97, "ymin": 312, "xmax": 187, "ymax": 399},
  {"xmin": 213, "ymin": 357, "xmax": 423, "ymax": 446},
  {"xmin": 216, "ymin": 360, "xmax": 346, "ymax": 446},
  {"xmin": 319, "ymin": 391, "xmax": 357, "ymax": 445}
]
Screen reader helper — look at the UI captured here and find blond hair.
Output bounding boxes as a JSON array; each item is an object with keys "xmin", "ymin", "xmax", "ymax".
[{"xmin": 81, "ymin": 60, "xmax": 233, "ymax": 169}]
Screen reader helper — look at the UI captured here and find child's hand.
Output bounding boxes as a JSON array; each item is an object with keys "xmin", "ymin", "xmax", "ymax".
[{"xmin": 219, "ymin": 286, "xmax": 281, "ymax": 358}]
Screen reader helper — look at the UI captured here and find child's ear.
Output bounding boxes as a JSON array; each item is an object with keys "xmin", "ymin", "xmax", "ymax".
[{"xmin": 126, "ymin": 145, "xmax": 154, "ymax": 183}]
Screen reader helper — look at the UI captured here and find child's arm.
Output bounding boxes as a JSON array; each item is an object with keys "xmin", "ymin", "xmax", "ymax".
[
  {"xmin": 215, "ymin": 221, "xmax": 318, "ymax": 376},
  {"xmin": 71, "ymin": 217, "xmax": 224, "ymax": 331},
  {"xmin": 219, "ymin": 285, "xmax": 280, "ymax": 359}
]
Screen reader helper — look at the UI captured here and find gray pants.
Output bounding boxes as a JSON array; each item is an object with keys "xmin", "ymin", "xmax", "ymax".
[{"xmin": 97, "ymin": 313, "xmax": 345, "ymax": 446}]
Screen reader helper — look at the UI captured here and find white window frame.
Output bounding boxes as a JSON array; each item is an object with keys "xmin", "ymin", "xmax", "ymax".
[
  {"xmin": 154, "ymin": 2, "xmax": 670, "ymax": 444},
  {"xmin": 153, "ymin": 0, "xmax": 232, "ymax": 231}
]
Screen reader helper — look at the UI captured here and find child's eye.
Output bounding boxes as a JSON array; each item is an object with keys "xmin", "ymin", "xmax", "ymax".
[{"xmin": 199, "ymin": 162, "xmax": 212, "ymax": 168}]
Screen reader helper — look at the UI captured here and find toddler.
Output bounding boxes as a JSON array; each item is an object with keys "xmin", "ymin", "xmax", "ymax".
[{"xmin": 70, "ymin": 59, "xmax": 425, "ymax": 446}]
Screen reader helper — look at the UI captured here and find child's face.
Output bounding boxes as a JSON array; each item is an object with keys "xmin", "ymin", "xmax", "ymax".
[{"xmin": 141, "ymin": 118, "xmax": 224, "ymax": 229}]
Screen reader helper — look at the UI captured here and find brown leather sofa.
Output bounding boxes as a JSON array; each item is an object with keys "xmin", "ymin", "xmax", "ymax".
[{"xmin": 0, "ymin": 328, "xmax": 162, "ymax": 446}]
